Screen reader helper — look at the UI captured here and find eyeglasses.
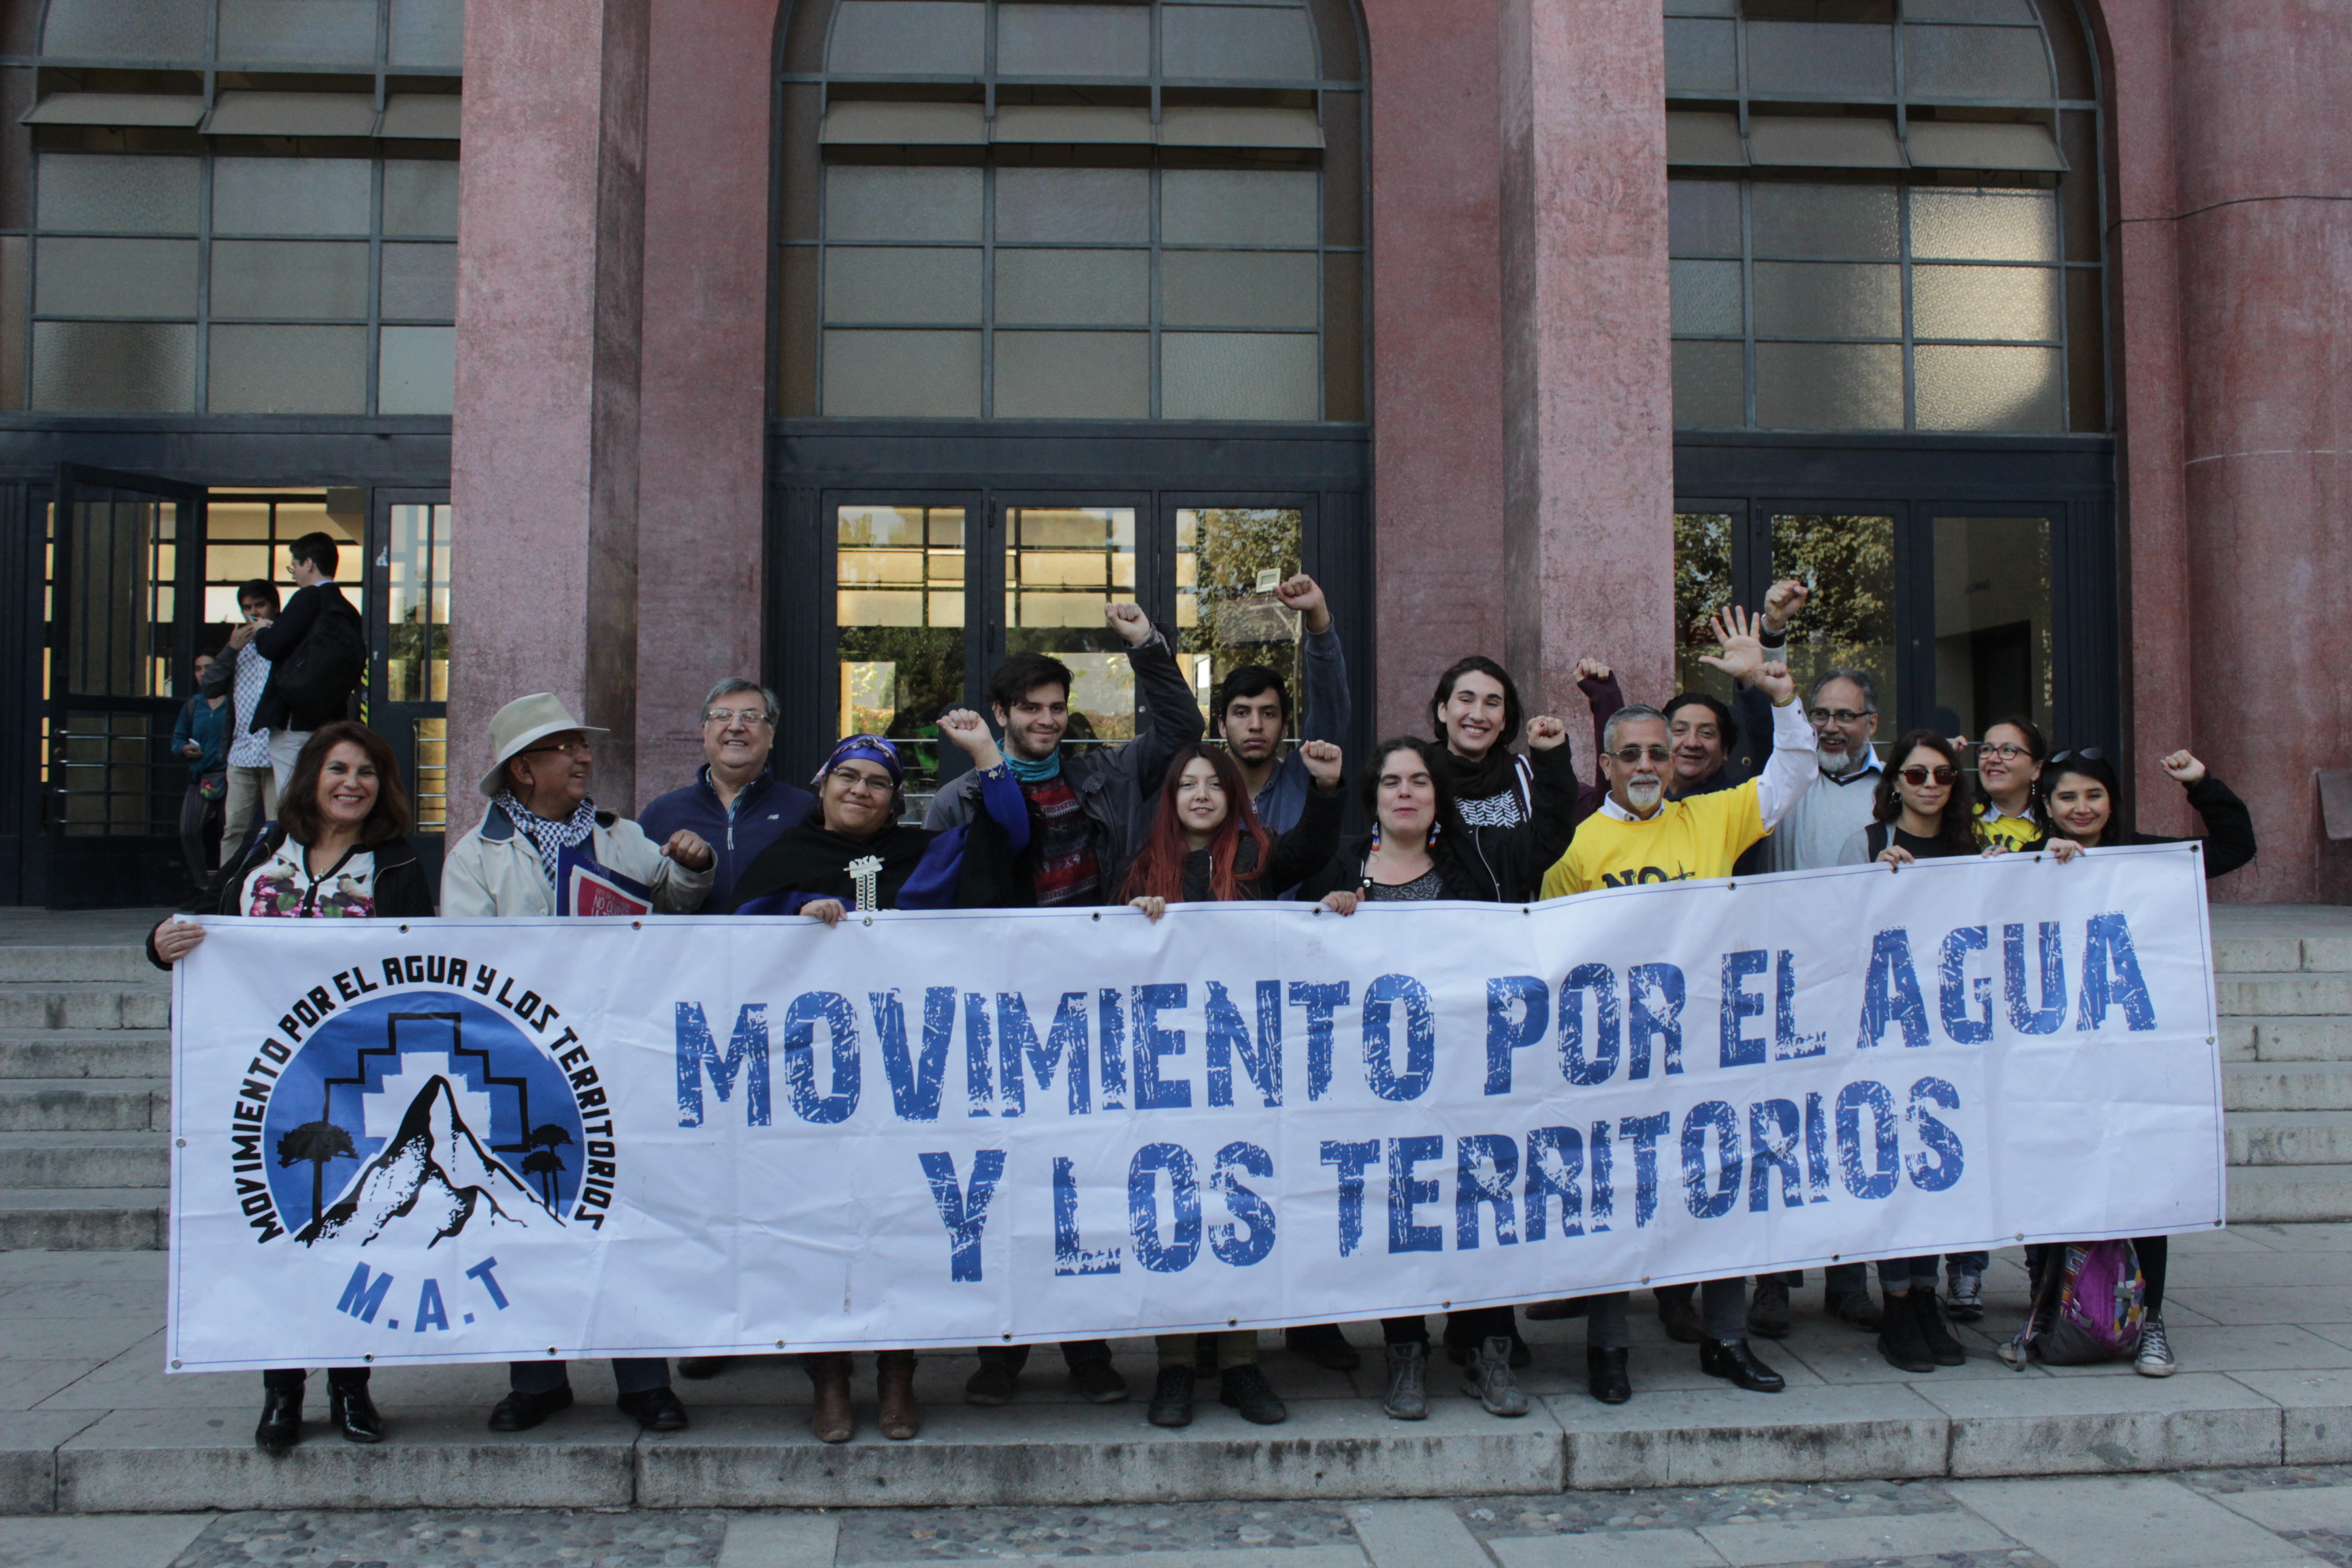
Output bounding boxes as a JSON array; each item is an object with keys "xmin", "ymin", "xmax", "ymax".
[
  {"xmin": 1808, "ymin": 707, "xmax": 1875, "ymax": 725},
  {"xmin": 827, "ymin": 766, "xmax": 896, "ymax": 795},
  {"xmin": 1609, "ymin": 745, "xmax": 1673, "ymax": 765},
  {"xmin": 703, "ymin": 708, "xmax": 771, "ymax": 727},
  {"xmin": 1898, "ymin": 765, "xmax": 1959, "ymax": 787},
  {"xmin": 519, "ymin": 739, "xmax": 593, "ymax": 760},
  {"xmin": 2048, "ymin": 747, "xmax": 2106, "ymax": 766},
  {"xmin": 1978, "ymin": 742, "xmax": 2037, "ymax": 762}
]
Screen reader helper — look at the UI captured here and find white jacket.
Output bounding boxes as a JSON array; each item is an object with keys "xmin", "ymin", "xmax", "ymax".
[{"xmin": 440, "ymin": 801, "xmax": 712, "ymax": 917}]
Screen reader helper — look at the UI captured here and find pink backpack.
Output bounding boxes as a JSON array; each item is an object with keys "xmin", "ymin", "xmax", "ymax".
[{"xmin": 1999, "ymin": 1241, "xmax": 2145, "ymax": 1367}]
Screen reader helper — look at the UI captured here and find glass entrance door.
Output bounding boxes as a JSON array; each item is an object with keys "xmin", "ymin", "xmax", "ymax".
[{"xmin": 368, "ymin": 491, "xmax": 453, "ymax": 884}]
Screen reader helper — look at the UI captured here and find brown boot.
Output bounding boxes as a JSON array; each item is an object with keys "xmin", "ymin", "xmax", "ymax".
[
  {"xmin": 805, "ymin": 1353, "xmax": 853, "ymax": 1443},
  {"xmin": 877, "ymin": 1350, "xmax": 922, "ymax": 1440}
]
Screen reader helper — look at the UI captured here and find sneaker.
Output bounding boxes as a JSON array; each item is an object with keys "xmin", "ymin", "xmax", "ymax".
[
  {"xmin": 1068, "ymin": 1358, "xmax": 1129, "ymax": 1404},
  {"xmin": 1146, "ymin": 1365, "xmax": 1195, "ymax": 1427},
  {"xmin": 1945, "ymin": 1267, "xmax": 1986, "ymax": 1323},
  {"xmin": 1284, "ymin": 1323, "xmax": 1362, "ymax": 1371},
  {"xmin": 1463, "ymin": 1335, "xmax": 1529, "ymax": 1417},
  {"xmin": 2134, "ymin": 1316, "xmax": 2177, "ymax": 1377},
  {"xmin": 964, "ymin": 1360, "xmax": 1017, "ymax": 1406},
  {"xmin": 1826, "ymin": 1288, "xmax": 1884, "ymax": 1332},
  {"xmin": 1381, "ymin": 1342, "xmax": 1428, "ymax": 1420},
  {"xmin": 1911, "ymin": 1289, "xmax": 1967, "ymax": 1367},
  {"xmin": 1746, "ymin": 1281, "xmax": 1791, "ymax": 1339},
  {"xmin": 1219, "ymin": 1364, "xmax": 1288, "ymax": 1424}
]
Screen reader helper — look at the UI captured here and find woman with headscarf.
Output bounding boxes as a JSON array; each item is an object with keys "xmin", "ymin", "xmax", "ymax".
[{"xmin": 723, "ymin": 708, "xmax": 1026, "ymax": 1442}]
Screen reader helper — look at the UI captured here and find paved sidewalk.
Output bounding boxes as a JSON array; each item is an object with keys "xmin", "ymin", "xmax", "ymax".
[
  {"xmin": 2, "ymin": 1466, "xmax": 2349, "ymax": 1565},
  {"xmin": 5, "ymin": 1226, "xmax": 2352, "ymax": 1512}
]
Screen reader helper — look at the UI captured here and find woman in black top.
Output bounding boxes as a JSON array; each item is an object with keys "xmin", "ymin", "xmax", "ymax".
[{"xmin": 146, "ymin": 721, "xmax": 434, "ymax": 1452}]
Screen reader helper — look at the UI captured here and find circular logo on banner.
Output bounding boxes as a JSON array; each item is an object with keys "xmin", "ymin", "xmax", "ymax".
[{"xmin": 253, "ymin": 991, "xmax": 593, "ymax": 1247}]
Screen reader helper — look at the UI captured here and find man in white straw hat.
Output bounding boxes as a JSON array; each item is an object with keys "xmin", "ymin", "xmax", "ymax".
[
  {"xmin": 442, "ymin": 691, "xmax": 715, "ymax": 921},
  {"xmin": 440, "ymin": 692, "xmax": 712, "ymax": 1434}
]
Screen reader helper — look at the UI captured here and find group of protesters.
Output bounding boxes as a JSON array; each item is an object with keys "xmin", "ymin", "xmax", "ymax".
[{"xmin": 147, "ymin": 561, "xmax": 2255, "ymax": 1454}]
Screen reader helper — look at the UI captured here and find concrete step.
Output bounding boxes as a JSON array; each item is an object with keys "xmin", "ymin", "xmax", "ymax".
[
  {"xmin": 2215, "ymin": 972, "xmax": 2352, "ymax": 1018},
  {"xmin": 0, "ymin": 1132, "xmax": 167, "ymax": 1188},
  {"xmin": 2213, "ymin": 933, "xmax": 2352, "ymax": 974},
  {"xmin": 2227, "ymin": 1111, "xmax": 2352, "ymax": 1166},
  {"xmin": 0, "ymin": 1079, "xmax": 166, "ymax": 1133},
  {"xmin": 0, "ymin": 1030, "xmax": 168, "ymax": 1081},
  {"xmin": 0, "ymin": 984, "xmax": 168, "ymax": 1032},
  {"xmin": 2225, "ymin": 1063, "xmax": 2352, "ymax": 1111},
  {"xmin": 0, "ymin": 945, "xmax": 159, "ymax": 984},
  {"xmin": 0, "ymin": 1187, "xmax": 163, "ymax": 1250},
  {"xmin": 2227, "ymin": 1162, "xmax": 2352, "ymax": 1222},
  {"xmin": 2223, "ymin": 1015, "xmax": 2352, "ymax": 1062}
]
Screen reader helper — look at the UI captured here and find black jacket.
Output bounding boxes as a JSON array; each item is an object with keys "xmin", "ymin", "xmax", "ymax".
[
  {"xmin": 1166, "ymin": 783, "xmax": 1345, "ymax": 902},
  {"xmin": 2029, "ymin": 773, "xmax": 2256, "ymax": 881},
  {"xmin": 1301, "ymin": 743, "xmax": 1581, "ymax": 905},
  {"xmin": 251, "ymin": 581, "xmax": 361, "ymax": 732},
  {"xmin": 147, "ymin": 823, "xmax": 436, "ymax": 968}
]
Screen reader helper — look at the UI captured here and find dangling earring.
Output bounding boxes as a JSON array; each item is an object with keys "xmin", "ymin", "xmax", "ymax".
[
  {"xmin": 1370, "ymin": 820, "xmax": 1382, "ymax": 851},
  {"xmin": 1429, "ymin": 819, "xmax": 1441, "ymax": 847}
]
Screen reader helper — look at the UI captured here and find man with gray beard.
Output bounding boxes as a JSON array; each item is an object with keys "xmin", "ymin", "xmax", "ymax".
[{"xmin": 1766, "ymin": 668, "xmax": 1883, "ymax": 875}]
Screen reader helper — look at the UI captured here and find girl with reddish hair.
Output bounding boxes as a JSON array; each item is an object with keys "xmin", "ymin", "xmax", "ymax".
[{"xmin": 1122, "ymin": 738, "xmax": 1345, "ymax": 1429}]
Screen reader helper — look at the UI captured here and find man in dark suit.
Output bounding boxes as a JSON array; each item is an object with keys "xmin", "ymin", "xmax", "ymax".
[{"xmin": 250, "ymin": 532, "xmax": 361, "ymax": 791}]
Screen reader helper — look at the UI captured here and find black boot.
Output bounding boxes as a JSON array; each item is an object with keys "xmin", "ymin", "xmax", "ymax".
[
  {"xmin": 1219, "ymin": 1364, "xmax": 1288, "ymax": 1424},
  {"xmin": 1147, "ymin": 1365, "xmax": 1194, "ymax": 1428},
  {"xmin": 328, "ymin": 1375, "xmax": 382, "ymax": 1443},
  {"xmin": 1283, "ymin": 1323, "xmax": 1361, "ymax": 1371},
  {"xmin": 1698, "ymin": 1337, "xmax": 1785, "ymax": 1393},
  {"xmin": 1826, "ymin": 1287, "xmax": 1884, "ymax": 1332},
  {"xmin": 1876, "ymin": 1291, "xmax": 1937, "ymax": 1373},
  {"xmin": 255, "ymin": 1373, "xmax": 303, "ymax": 1452},
  {"xmin": 1585, "ymin": 1345, "xmax": 1631, "ymax": 1405},
  {"xmin": 488, "ymin": 1382, "xmax": 574, "ymax": 1432},
  {"xmin": 1911, "ymin": 1288, "xmax": 1967, "ymax": 1367}
]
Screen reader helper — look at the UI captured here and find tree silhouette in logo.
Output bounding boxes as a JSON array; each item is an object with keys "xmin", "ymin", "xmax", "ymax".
[
  {"xmin": 522, "ymin": 1124, "xmax": 574, "ymax": 1207},
  {"xmin": 276, "ymin": 1120, "xmax": 357, "ymax": 1226}
]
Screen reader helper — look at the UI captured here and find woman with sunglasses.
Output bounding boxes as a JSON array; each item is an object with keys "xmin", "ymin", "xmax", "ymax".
[
  {"xmin": 1838, "ymin": 730, "xmax": 1981, "ymax": 1373},
  {"xmin": 1973, "ymin": 715, "xmax": 2050, "ymax": 851},
  {"xmin": 2030, "ymin": 746, "xmax": 2254, "ymax": 1379},
  {"xmin": 1123, "ymin": 738, "xmax": 1345, "ymax": 1430},
  {"xmin": 723, "ymin": 708, "xmax": 1027, "ymax": 1443}
]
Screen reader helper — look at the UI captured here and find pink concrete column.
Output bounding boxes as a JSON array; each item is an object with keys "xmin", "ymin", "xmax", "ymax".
[
  {"xmin": 448, "ymin": 0, "xmax": 651, "ymax": 833},
  {"xmin": 1494, "ymin": 0, "xmax": 1675, "ymax": 736},
  {"xmin": 2171, "ymin": 0, "xmax": 2352, "ymax": 902},
  {"xmin": 633, "ymin": 0, "xmax": 775, "ymax": 794},
  {"xmin": 1362, "ymin": 0, "xmax": 1509, "ymax": 735}
]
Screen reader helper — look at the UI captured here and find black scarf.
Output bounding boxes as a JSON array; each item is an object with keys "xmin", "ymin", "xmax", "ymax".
[
  {"xmin": 725, "ymin": 810, "xmax": 941, "ymax": 914},
  {"xmin": 1440, "ymin": 743, "xmax": 1521, "ymax": 807}
]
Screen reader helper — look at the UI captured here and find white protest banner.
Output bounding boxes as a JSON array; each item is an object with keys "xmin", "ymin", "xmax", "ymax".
[{"xmin": 165, "ymin": 844, "xmax": 2221, "ymax": 1371}]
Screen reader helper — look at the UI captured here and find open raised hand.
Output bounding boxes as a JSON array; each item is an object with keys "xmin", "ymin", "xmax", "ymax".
[{"xmin": 1698, "ymin": 606, "xmax": 1769, "ymax": 687}]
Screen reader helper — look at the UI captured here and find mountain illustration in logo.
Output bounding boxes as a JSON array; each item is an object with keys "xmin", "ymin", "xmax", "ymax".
[{"xmin": 299, "ymin": 1074, "xmax": 564, "ymax": 1247}]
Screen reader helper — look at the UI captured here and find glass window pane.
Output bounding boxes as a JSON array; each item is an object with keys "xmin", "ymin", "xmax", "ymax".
[
  {"xmin": 1754, "ymin": 341, "xmax": 1901, "ymax": 428},
  {"xmin": 1912, "ymin": 344, "xmax": 2061, "ymax": 431},
  {"xmin": 213, "ymin": 158, "xmax": 372, "ymax": 235},
  {"xmin": 40, "ymin": 0, "xmax": 208, "ymax": 60},
  {"xmin": 35, "ymin": 236, "xmax": 197, "ymax": 317},
  {"xmin": 1908, "ymin": 186, "xmax": 2057, "ymax": 262},
  {"xmin": 37, "ymin": 154, "xmax": 199, "ymax": 233},
  {"xmin": 1006, "ymin": 507, "xmax": 1139, "ymax": 742},
  {"xmin": 380, "ymin": 242, "xmax": 457, "ymax": 321},
  {"xmin": 825, "ymin": 165, "xmax": 983, "ymax": 242},
  {"xmin": 1770, "ymin": 512, "xmax": 1897, "ymax": 723},
  {"xmin": 1160, "ymin": 5, "xmax": 1318, "ymax": 80},
  {"xmin": 823, "ymin": 246, "xmax": 981, "ymax": 325},
  {"xmin": 1161, "ymin": 169, "xmax": 1318, "ymax": 246},
  {"xmin": 1670, "ymin": 259, "xmax": 1742, "ymax": 336},
  {"xmin": 1931, "ymin": 514, "xmax": 2052, "ymax": 740},
  {"xmin": 210, "ymin": 240, "xmax": 370, "ymax": 320},
  {"xmin": 207, "ymin": 324, "xmax": 368, "ymax": 413},
  {"xmin": 1906, "ymin": 0, "xmax": 2034, "ymax": 19},
  {"xmin": 1911, "ymin": 264, "xmax": 2058, "ymax": 342},
  {"xmin": 1669, "ymin": 180, "xmax": 1742, "ymax": 258},
  {"xmin": 1663, "ymin": 18, "xmax": 1736, "ymax": 93},
  {"xmin": 838, "ymin": 504, "xmax": 967, "ymax": 809},
  {"xmin": 996, "ymin": 3, "xmax": 1151, "ymax": 76},
  {"xmin": 31, "ymin": 321, "xmax": 194, "ymax": 411},
  {"xmin": 1162, "ymin": 331, "xmax": 1316, "ymax": 419},
  {"xmin": 1174, "ymin": 507, "xmax": 1304, "ymax": 719},
  {"xmin": 995, "ymin": 249, "xmax": 1148, "ymax": 325},
  {"xmin": 1744, "ymin": 22, "xmax": 1894, "ymax": 97},
  {"xmin": 219, "ymin": 0, "xmax": 378, "ymax": 61},
  {"xmin": 389, "ymin": 0, "xmax": 464, "ymax": 67},
  {"xmin": 1674, "ymin": 511, "xmax": 1735, "ymax": 696},
  {"xmin": 1752, "ymin": 261, "xmax": 1898, "ymax": 338},
  {"xmin": 828, "ymin": 1, "xmax": 986, "ymax": 74},
  {"xmin": 822, "ymin": 329, "xmax": 982, "ymax": 416},
  {"xmin": 383, "ymin": 160, "xmax": 461, "ymax": 238},
  {"xmin": 1672, "ymin": 340, "xmax": 1744, "ymax": 427},
  {"xmin": 995, "ymin": 167, "xmax": 1148, "ymax": 243},
  {"xmin": 1751, "ymin": 182, "xmax": 1897, "ymax": 259},
  {"xmin": 1903, "ymin": 25, "xmax": 2052, "ymax": 99},
  {"xmin": 379, "ymin": 325, "xmax": 455, "ymax": 414},
  {"xmin": 1161, "ymin": 250, "xmax": 1317, "ymax": 329},
  {"xmin": 994, "ymin": 330, "xmax": 1148, "ymax": 418}
]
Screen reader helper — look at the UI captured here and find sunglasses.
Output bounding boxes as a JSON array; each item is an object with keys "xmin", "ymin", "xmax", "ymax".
[
  {"xmin": 1898, "ymin": 765, "xmax": 1959, "ymax": 787},
  {"xmin": 2048, "ymin": 747, "xmax": 2106, "ymax": 766},
  {"xmin": 1609, "ymin": 745, "xmax": 1673, "ymax": 765}
]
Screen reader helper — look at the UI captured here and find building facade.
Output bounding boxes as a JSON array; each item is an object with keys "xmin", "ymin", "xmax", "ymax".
[{"xmin": 0, "ymin": 0, "xmax": 2344, "ymax": 906}]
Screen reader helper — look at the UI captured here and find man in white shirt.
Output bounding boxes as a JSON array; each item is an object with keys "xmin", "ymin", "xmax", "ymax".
[{"xmin": 204, "ymin": 580, "xmax": 282, "ymax": 852}]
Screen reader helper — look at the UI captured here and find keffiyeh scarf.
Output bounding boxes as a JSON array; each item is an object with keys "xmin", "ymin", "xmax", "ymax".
[{"xmin": 497, "ymin": 792, "xmax": 599, "ymax": 885}]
